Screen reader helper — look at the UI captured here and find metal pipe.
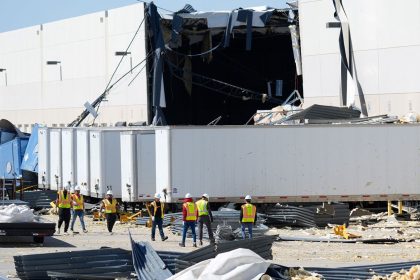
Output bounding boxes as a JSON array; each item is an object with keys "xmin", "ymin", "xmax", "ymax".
[
  {"xmin": 398, "ymin": 200, "xmax": 403, "ymax": 214},
  {"xmin": 387, "ymin": 200, "xmax": 392, "ymax": 216}
]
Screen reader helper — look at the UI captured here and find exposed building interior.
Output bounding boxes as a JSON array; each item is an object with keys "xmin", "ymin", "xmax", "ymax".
[{"xmin": 146, "ymin": 6, "xmax": 302, "ymax": 125}]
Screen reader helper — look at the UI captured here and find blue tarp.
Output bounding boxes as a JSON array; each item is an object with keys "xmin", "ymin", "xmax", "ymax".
[
  {"xmin": 0, "ymin": 137, "xmax": 29, "ymax": 179},
  {"xmin": 20, "ymin": 124, "xmax": 39, "ymax": 173}
]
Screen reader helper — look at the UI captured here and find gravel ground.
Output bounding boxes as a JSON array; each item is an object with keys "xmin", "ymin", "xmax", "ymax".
[{"xmin": 1, "ymin": 214, "xmax": 420, "ymax": 279}]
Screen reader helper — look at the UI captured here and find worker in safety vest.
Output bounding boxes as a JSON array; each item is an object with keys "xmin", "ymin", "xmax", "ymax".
[
  {"xmin": 70, "ymin": 185, "xmax": 88, "ymax": 233},
  {"xmin": 150, "ymin": 193, "xmax": 168, "ymax": 241},
  {"xmin": 100, "ymin": 190, "xmax": 119, "ymax": 235},
  {"xmin": 179, "ymin": 193, "xmax": 197, "ymax": 247},
  {"xmin": 196, "ymin": 193, "xmax": 214, "ymax": 245},
  {"xmin": 55, "ymin": 186, "xmax": 72, "ymax": 235},
  {"xmin": 240, "ymin": 195, "xmax": 257, "ymax": 239}
]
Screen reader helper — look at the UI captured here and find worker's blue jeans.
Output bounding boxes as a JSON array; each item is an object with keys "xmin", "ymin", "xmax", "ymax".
[
  {"xmin": 70, "ymin": 210, "xmax": 86, "ymax": 231},
  {"xmin": 182, "ymin": 221, "xmax": 196, "ymax": 244},
  {"xmin": 241, "ymin": 222, "xmax": 253, "ymax": 239},
  {"xmin": 151, "ymin": 218, "xmax": 165, "ymax": 239}
]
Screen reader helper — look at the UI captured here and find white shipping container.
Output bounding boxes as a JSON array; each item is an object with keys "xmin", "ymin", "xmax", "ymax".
[
  {"xmin": 89, "ymin": 130, "xmax": 123, "ymax": 198},
  {"xmin": 76, "ymin": 129, "xmax": 90, "ymax": 196},
  {"xmin": 37, "ymin": 127, "xmax": 50, "ymax": 188},
  {"xmin": 61, "ymin": 128, "xmax": 76, "ymax": 189},
  {"xmin": 49, "ymin": 128, "xmax": 62, "ymax": 191},
  {"xmin": 120, "ymin": 130, "xmax": 156, "ymax": 202},
  {"xmin": 155, "ymin": 125, "xmax": 420, "ymax": 203}
]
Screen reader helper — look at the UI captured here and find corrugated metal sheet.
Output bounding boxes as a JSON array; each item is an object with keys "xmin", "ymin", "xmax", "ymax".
[
  {"xmin": 264, "ymin": 203, "xmax": 349, "ymax": 227},
  {"xmin": 14, "ymin": 248, "xmax": 134, "ymax": 280},
  {"xmin": 130, "ymin": 234, "xmax": 173, "ymax": 279}
]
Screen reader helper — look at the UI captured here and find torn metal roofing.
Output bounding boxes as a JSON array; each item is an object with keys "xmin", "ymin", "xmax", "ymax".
[
  {"xmin": 264, "ymin": 203, "xmax": 350, "ymax": 228},
  {"xmin": 287, "ymin": 104, "xmax": 361, "ymax": 122},
  {"xmin": 130, "ymin": 233, "xmax": 173, "ymax": 279},
  {"xmin": 14, "ymin": 248, "xmax": 134, "ymax": 280}
]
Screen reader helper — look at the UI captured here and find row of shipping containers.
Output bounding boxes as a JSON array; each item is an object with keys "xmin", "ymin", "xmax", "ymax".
[
  {"xmin": 38, "ymin": 124, "xmax": 420, "ymax": 204},
  {"xmin": 37, "ymin": 127, "xmax": 156, "ymax": 201}
]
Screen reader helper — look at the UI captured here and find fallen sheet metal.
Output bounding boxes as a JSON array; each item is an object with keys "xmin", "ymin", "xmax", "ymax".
[
  {"xmin": 170, "ymin": 235, "xmax": 277, "ymax": 273},
  {"xmin": 277, "ymin": 235, "xmax": 404, "ymax": 244},
  {"xmin": 264, "ymin": 203, "xmax": 350, "ymax": 228},
  {"xmin": 14, "ymin": 248, "xmax": 134, "ymax": 280},
  {"xmin": 21, "ymin": 190, "xmax": 57, "ymax": 209},
  {"xmin": 130, "ymin": 233, "xmax": 173, "ymax": 280}
]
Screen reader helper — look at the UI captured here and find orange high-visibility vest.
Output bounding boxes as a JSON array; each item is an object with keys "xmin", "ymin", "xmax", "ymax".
[
  {"xmin": 151, "ymin": 201, "xmax": 165, "ymax": 218},
  {"xmin": 184, "ymin": 202, "xmax": 197, "ymax": 221},
  {"xmin": 72, "ymin": 194, "xmax": 84, "ymax": 210},
  {"xmin": 241, "ymin": 203, "xmax": 256, "ymax": 223},
  {"xmin": 58, "ymin": 191, "xmax": 71, "ymax": 209},
  {"xmin": 103, "ymin": 198, "xmax": 117, "ymax": 213}
]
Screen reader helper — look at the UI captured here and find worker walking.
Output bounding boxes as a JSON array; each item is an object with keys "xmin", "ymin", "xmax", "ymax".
[
  {"xmin": 179, "ymin": 193, "xmax": 197, "ymax": 247},
  {"xmin": 150, "ymin": 193, "xmax": 168, "ymax": 241},
  {"xmin": 55, "ymin": 186, "xmax": 72, "ymax": 235},
  {"xmin": 196, "ymin": 193, "xmax": 215, "ymax": 245},
  {"xmin": 70, "ymin": 185, "xmax": 87, "ymax": 233},
  {"xmin": 100, "ymin": 190, "xmax": 119, "ymax": 235},
  {"xmin": 240, "ymin": 195, "xmax": 257, "ymax": 239}
]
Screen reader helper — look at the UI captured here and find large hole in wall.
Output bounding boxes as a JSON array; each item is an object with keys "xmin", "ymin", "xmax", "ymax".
[{"xmin": 147, "ymin": 15, "xmax": 302, "ymax": 125}]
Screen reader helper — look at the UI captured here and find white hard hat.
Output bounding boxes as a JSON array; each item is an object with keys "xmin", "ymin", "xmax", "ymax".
[
  {"xmin": 202, "ymin": 193, "xmax": 209, "ymax": 199},
  {"xmin": 185, "ymin": 193, "xmax": 192, "ymax": 198},
  {"xmin": 106, "ymin": 190, "xmax": 113, "ymax": 196},
  {"xmin": 154, "ymin": 193, "xmax": 161, "ymax": 199},
  {"xmin": 245, "ymin": 195, "xmax": 252, "ymax": 200},
  {"xmin": 74, "ymin": 186, "xmax": 81, "ymax": 191}
]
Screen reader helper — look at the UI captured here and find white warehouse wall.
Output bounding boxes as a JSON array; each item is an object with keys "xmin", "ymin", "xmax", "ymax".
[
  {"xmin": 0, "ymin": 3, "xmax": 148, "ymax": 131},
  {"xmin": 299, "ymin": 0, "xmax": 420, "ymax": 117}
]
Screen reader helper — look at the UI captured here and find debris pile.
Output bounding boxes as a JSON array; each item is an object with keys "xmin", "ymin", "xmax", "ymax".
[
  {"xmin": 158, "ymin": 235, "xmax": 277, "ymax": 274},
  {"xmin": 0, "ymin": 204, "xmax": 35, "ymax": 223},
  {"xmin": 370, "ymin": 265, "xmax": 420, "ymax": 280},
  {"xmin": 264, "ymin": 203, "xmax": 350, "ymax": 227}
]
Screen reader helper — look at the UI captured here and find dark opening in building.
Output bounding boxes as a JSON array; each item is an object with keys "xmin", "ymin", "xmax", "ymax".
[{"xmin": 146, "ymin": 6, "xmax": 302, "ymax": 125}]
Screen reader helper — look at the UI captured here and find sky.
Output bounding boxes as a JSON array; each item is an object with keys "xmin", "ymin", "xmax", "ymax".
[{"xmin": 0, "ymin": 0, "xmax": 288, "ymax": 33}]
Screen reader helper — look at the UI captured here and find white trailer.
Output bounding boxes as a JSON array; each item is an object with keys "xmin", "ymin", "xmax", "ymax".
[
  {"xmin": 89, "ymin": 129, "xmax": 123, "ymax": 199},
  {"xmin": 48, "ymin": 128, "xmax": 62, "ymax": 191},
  {"xmin": 61, "ymin": 128, "xmax": 76, "ymax": 189},
  {"xmin": 76, "ymin": 129, "xmax": 90, "ymax": 196},
  {"xmin": 120, "ymin": 130, "xmax": 156, "ymax": 202},
  {"xmin": 155, "ymin": 125, "xmax": 420, "ymax": 203},
  {"xmin": 37, "ymin": 127, "xmax": 50, "ymax": 188}
]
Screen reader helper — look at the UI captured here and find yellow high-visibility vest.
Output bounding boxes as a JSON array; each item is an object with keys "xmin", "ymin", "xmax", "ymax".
[
  {"xmin": 241, "ymin": 203, "xmax": 256, "ymax": 223},
  {"xmin": 58, "ymin": 191, "xmax": 71, "ymax": 209},
  {"xmin": 196, "ymin": 199, "xmax": 209, "ymax": 216},
  {"xmin": 103, "ymin": 198, "xmax": 117, "ymax": 213},
  {"xmin": 184, "ymin": 202, "xmax": 197, "ymax": 221},
  {"xmin": 72, "ymin": 194, "xmax": 84, "ymax": 210},
  {"xmin": 151, "ymin": 201, "xmax": 165, "ymax": 218}
]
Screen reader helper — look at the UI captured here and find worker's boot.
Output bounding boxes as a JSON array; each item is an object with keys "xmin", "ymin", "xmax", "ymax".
[
  {"xmin": 193, "ymin": 242, "xmax": 197, "ymax": 247},
  {"xmin": 162, "ymin": 236, "xmax": 168, "ymax": 241},
  {"xmin": 178, "ymin": 243, "xmax": 185, "ymax": 247},
  {"xmin": 151, "ymin": 237, "xmax": 155, "ymax": 241},
  {"xmin": 199, "ymin": 240, "xmax": 203, "ymax": 246}
]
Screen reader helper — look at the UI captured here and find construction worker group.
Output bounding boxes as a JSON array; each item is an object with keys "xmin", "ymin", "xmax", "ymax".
[
  {"xmin": 55, "ymin": 185, "xmax": 87, "ymax": 234},
  {"xmin": 56, "ymin": 186, "xmax": 120, "ymax": 235},
  {"xmin": 57, "ymin": 186, "xmax": 257, "ymax": 245},
  {"xmin": 149, "ymin": 192, "xmax": 257, "ymax": 247}
]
